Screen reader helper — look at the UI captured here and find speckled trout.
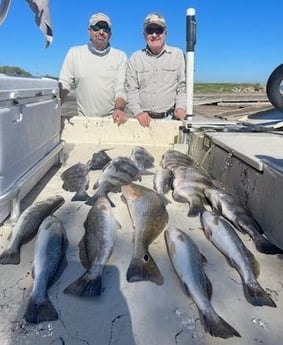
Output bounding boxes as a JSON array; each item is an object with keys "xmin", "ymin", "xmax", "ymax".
[
  {"xmin": 165, "ymin": 227, "xmax": 241, "ymax": 339},
  {"xmin": 200, "ymin": 211, "xmax": 276, "ymax": 307}
]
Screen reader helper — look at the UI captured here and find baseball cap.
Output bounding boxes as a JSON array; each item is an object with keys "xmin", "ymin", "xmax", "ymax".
[
  {"xmin": 89, "ymin": 13, "xmax": 112, "ymax": 28},
  {"xmin": 144, "ymin": 13, "xmax": 166, "ymax": 29}
]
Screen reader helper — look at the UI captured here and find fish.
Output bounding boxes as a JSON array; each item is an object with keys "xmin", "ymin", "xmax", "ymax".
[
  {"xmin": 160, "ymin": 149, "xmax": 194, "ymax": 171},
  {"xmin": 0, "ymin": 195, "xmax": 65, "ymax": 265},
  {"xmin": 24, "ymin": 215, "xmax": 68, "ymax": 324},
  {"xmin": 153, "ymin": 167, "xmax": 173, "ymax": 199},
  {"xmin": 204, "ymin": 187, "xmax": 283, "ymax": 254},
  {"xmin": 164, "ymin": 227, "xmax": 241, "ymax": 339},
  {"xmin": 87, "ymin": 148, "xmax": 112, "ymax": 170},
  {"xmin": 172, "ymin": 166, "xmax": 216, "ymax": 216},
  {"xmin": 200, "ymin": 211, "xmax": 276, "ymax": 308},
  {"xmin": 130, "ymin": 146, "xmax": 155, "ymax": 170},
  {"xmin": 64, "ymin": 197, "xmax": 120, "ymax": 297},
  {"xmin": 86, "ymin": 156, "xmax": 141, "ymax": 207},
  {"xmin": 121, "ymin": 183, "xmax": 169, "ymax": 285},
  {"xmin": 60, "ymin": 162, "xmax": 90, "ymax": 201}
]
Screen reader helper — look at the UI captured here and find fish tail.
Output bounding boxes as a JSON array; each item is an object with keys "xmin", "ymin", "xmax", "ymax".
[
  {"xmin": 254, "ymin": 236, "xmax": 283, "ymax": 255},
  {"xmin": 63, "ymin": 272, "xmax": 102, "ymax": 297},
  {"xmin": 187, "ymin": 203, "xmax": 205, "ymax": 217},
  {"xmin": 24, "ymin": 296, "xmax": 58, "ymax": 324},
  {"xmin": 71, "ymin": 191, "xmax": 90, "ymax": 202},
  {"xmin": 126, "ymin": 255, "xmax": 163, "ymax": 286},
  {"xmin": 85, "ymin": 192, "xmax": 115, "ymax": 207},
  {"xmin": 0, "ymin": 249, "xmax": 20, "ymax": 265},
  {"xmin": 243, "ymin": 281, "xmax": 277, "ymax": 307},
  {"xmin": 201, "ymin": 310, "xmax": 241, "ymax": 339}
]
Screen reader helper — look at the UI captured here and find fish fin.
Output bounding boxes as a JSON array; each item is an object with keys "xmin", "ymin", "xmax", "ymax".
[
  {"xmin": 139, "ymin": 170, "xmax": 155, "ymax": 176},
  {"xmin": 200, "ymin": 310, "xmax": 241, "ymax": 339},
  {"xmin": 187, "ymin": 203, "xmax": 205, "ymax": 217},
  {"xmin": 92, "ymin": 180, "xmax": 99, "ymax": 190},
  {"xmin": 85, "ymin": 192, "xmax": 116, "ymax": 207},
  {"xmin": 245, "ymin": 249, "xmax": 260, "ymax": 278},
  {"xmin": 7, "ymin": 230, "xmax": 13, "ymax": 241},
  {"xmin": 71, "ymin": 191, "xmax": 90, "ymax": 202},
  {"xmin": 24, "ymin": 296, "xmax": 58, "ymax": 324},
  {"xmin": 157, "ymin": 193, "xmax": 171, "ymax": 206},
  {"xmin": 78, "ymin": 236, "xmax": 90, "ymax": 269},
  {"xmin": 254, "ymin": 236, "xmax": 283, "ymax": 255},
  {"xmin": 243, "ymin": 281, "xmax": 276, "ymax": 307},
  {"xmin": 200, "ymin": 253, "xmax": 207, "ymax": 264},
  {"xmin": 0, "ymin": 249, "xmax": 20, "ymax": 265},
  {"xmin": 126, "ymin": 254, "xmax": 163, "ymax": 286},
  {"xmin": 63, "ymin": 272, "xmax": 102, "ymax": 297},
  {"xmin": 205, "ymin": 275, "xmax": 213, "ymax": 299}
]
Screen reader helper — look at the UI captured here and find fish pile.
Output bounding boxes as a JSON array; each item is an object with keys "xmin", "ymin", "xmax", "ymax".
[{"xmin": 1, "ymin": 145, "xmax": 281, "ymax": 338}]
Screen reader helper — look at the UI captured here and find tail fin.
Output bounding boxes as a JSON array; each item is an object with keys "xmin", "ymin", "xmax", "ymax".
[
  {"xmin": 254, "ymin": 236, "xmax": 283, "ymax": 255},
  {"xmin": 72, "ymin": 191, "xmax": 90, "ymax": 202},
  {"xmin": 85, "ymin": 192, "xmax": 115, "ymax": 207},
  {"xmin": 201, "ymin": 310, "xmax": 241, "ymax": 339},
  {"xmin": 243, "ymin": 281, "xmax": 276, "ymax": 307},
  {"xmin": 127, "ymin": 254, "xmax": 163, "ymax": 286},
  {"xmin": 0, "ymin": 249, "xmax": 20, "ymax": 265},
  {"xmin": 63, "ymin": 272, "xmax": 102, "ymax": 297},
  {"xmin": 24, "ymin": 296, "xmax": 58, "ymax": 324}
]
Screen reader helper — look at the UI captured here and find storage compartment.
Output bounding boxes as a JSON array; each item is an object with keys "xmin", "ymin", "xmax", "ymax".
[
  {"xmin": 0, "ymin": 76, "xmax": 64, "ymax": 223},
  {"xmin": 187, "ymin": 129, "xmax": 283, "ymax": 248}
]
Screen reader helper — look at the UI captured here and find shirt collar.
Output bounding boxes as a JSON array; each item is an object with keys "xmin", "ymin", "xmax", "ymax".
[{"xmin": 144, "ymin": 43, "xmax": 171, "ymax": 57}]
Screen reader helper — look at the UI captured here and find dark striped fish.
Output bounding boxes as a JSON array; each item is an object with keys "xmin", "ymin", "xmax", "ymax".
[
  {"xmin": 0, "ymin": 195, "xmax": 65, "ymax": 265},
  {"xmin": 24, "ymin": 215, "xmax": 68, "ymax": 324}
]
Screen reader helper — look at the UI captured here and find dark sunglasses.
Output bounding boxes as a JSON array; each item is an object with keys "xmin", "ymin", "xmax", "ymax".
[
  {"xmin": 90, "ymin": 25, "xmax": 111, "ymax": 33},
  {"xmin": 146, "ymin": 27, "xmax": 164, "ymax": 35}
]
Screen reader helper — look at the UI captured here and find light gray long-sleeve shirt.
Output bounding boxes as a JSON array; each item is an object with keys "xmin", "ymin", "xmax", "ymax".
[
  {"xmin": 125, "ymin": 44, "xmax": 186, "ymax": 117},
  {"xmin": 59, "ymin": 45, "xmax": 127, "ymax": 117}
]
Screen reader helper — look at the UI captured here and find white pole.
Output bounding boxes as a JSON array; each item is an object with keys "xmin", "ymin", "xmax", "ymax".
[{"xmin": 185, "ymin": 8, "xmax": 196, "ymax": 124}]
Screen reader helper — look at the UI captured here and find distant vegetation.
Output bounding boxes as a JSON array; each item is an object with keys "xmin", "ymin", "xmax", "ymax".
[
  {"xmin": 194, "ymin": 82, "xmax": 263, "ymax": 93},
  {"xmin": 0, "ymin": 65, "xmax": 57, "ymax": 80},
  {"xmin": 0, "ymin": 65, "xmax": 262, "ymax": 92}
]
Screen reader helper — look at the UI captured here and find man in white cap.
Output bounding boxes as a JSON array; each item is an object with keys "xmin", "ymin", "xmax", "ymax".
[
  {"xmin": 126, "ymin": 12, "xmax": 186, "ymax": 127},
  {"xmin": 59, "ymin": 12, "xmax": 128, "ymax": 125}
]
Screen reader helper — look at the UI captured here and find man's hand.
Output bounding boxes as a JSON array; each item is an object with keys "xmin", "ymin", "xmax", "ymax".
[
  {"xmin": 136, "ymin": 112, "xmax": 151, "ymax": 127},
  {"xmin": 174, "ymin": 107, "xmax": 186, "ymax": 120},
  {"xmin": 112, "ymin": 109, "xmax": 128, "ymax": 126}
]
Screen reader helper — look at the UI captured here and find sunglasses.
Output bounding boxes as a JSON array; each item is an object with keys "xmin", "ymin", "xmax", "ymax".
[
  {"xmin": 90, "ymin": 25, "xmax": 111, "ymax": 33},
  {"xmin": 146, "ymin": 27, "xmax": 164, "ymax": 35}
]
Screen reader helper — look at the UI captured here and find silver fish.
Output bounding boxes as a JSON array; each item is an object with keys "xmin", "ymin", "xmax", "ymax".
[
  {"xmin": 164, "ymin": 227, "xmax": 241, "ymax": 339},
  {"xmin": 160, "ymin": 149, "xmax": 194, "ymax": 171},
  {"xmin": 64, "ymin": 197, "xmax": 120, "ymax": 297},
  {"xmin": 121, "ymin": 183, "xmax": 169, "ymax": 285},
  {"xmin": 87, "ymin": 148, "xmax": 112, "ymax": 170},
  {"xmin": 204, "ymin": 187, "xmax": 283, "ymax": 254},
  {"xmin": 0, "ymin": 195, "xmax": 65, "ymax": 265},
  {"xmin": 24, "ymin": 215, "xmax": 68, "ymax": 324},
  {"xmin": 153, "ymin": 167, "xmax": 173, "ymax": 199},
  {"xmin": 130, "ymin": 146, "xmax": 154, "ymax": 170},
  {"xmin": 61, "ymin": 162, "xmax": 90, "ymax": 201},
  {"xmin": 86, "ymin": 156, "xmax": 141, "ymax": 207},
  {"xmin": 172, "ymin": 166, "xmax": 215, "ymax": 216},
  {"xmin": 200, "ymin": 211, "xmax": 276, "ymax": 307}
]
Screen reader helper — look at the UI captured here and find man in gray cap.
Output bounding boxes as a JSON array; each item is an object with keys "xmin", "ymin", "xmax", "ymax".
[
  {"xmin": 125, "ymin": 12, "xmax": 186, "ymax": 127},
  {"xmin": 59, "ymin": 12, "xmax": 128, "ymax": 125}
]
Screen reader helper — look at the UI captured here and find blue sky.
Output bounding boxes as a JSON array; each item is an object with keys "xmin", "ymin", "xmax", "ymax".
[{"xmin": 0, "ymin": 0, "xmax": 282, "ymax": 83}]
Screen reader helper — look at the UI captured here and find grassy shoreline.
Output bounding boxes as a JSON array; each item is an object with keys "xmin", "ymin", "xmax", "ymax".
[{"xmin": 194, "ymin": 82, "xmax": 263, "ymax": 93}]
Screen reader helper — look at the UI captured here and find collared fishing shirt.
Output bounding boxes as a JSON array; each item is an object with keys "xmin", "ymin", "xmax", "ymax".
[{"xmin": 125, "ymin": 44, "xmax": 186, "ymax": 117}]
